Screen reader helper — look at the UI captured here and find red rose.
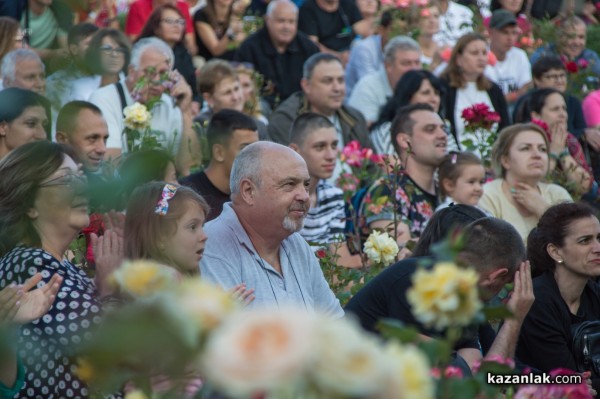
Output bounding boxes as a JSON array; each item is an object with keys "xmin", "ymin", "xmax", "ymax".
[
  {"xmin": 577, "ymin": 59, "xmax": 589, "ymax": 69},
  {"xmin": 565, "ymin": 61, "xmax": 578, "ymax": 73},
  {"xmin": 315, "ymin": 249, "xmax": 327, "ymax": 259},
  {"xmin": 461, "ymin": 108, "xmax": 476, "ymax": 122}
]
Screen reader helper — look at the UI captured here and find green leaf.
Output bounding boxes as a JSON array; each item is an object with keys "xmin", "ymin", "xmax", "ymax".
[{"xmin": 377, "ymin": 319, "xmax": 420, "ymax": 344}]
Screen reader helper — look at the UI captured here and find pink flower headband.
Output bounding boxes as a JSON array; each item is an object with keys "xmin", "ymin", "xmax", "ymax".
[{"xmin": 155, "ymin": 184, "xmax": 178, "ymax": 216}]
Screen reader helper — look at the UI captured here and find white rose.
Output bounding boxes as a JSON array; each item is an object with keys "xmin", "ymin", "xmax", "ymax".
[
  {"xmin": 176, "ymin": 279, "xmax": 238, "ymax": 331},
  {"xmin": 379, "ymin": 342, "xmax": 434, "ymax": 399},
  {"xmin": 363, "ymin": 230, "xmax": 399, "ymax": 266},
  {"xmin": 123, "ymin": 102, "xmax": 151, "ymax": 130},
  {"xmin": 310, "ymin": 316, "xmax": 387, "ymax": 397},
  {"xmin": 200, "ymin": 308, "xmax": 317, "ymax": 397}
]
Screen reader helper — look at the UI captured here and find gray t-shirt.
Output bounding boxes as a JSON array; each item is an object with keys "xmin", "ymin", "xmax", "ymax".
[{"xmin": 200, "ymin": 203, "xmax": 344, "ymax": 318}]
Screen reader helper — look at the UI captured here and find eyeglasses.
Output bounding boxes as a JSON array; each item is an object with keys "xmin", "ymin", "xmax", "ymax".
[
  {"xmin": 99, "ymin": 45, "xmax": 127, "ymax": 57},
  {"xmin": 39, "ymin": 173, "xmax": 88, "ymax": 188},
  {"xmin": 161, "ymin": 18, "xmax": 186, "ymax": 26},
  {"xmin": 542, "ymin": 72, "xmax": 567, "ymax": 81}
]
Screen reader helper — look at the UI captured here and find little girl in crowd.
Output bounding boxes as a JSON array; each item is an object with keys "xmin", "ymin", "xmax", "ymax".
[{"xmin": 436, "ymin": 151, "xmax": 486, "ymax": 211}]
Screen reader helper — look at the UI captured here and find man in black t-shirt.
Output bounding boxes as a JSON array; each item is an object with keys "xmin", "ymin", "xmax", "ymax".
[
  {"xmin": 346, "ymin": 215, "xmax": 534, "ymax": 373},
  {"xmin": 181, "ymin": 110, "xmax": 259, "ymax": 221},
  {"xmin": 298, "ymin": 0, "xmax": 370, "ymax": 63}
]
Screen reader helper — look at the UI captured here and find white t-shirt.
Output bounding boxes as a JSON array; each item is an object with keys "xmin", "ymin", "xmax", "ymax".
[
  {"xmin": 434, "ymin": 1, "xmax": 474, "ymax": 48},
  {"xmin": 485, "ymin": 47, "xmax": 532, "ymax": 95},
  {"xmin": 347, "ymin": 67, "xmax": 393, "ymax": 124},
  {"xmin": 454, "ymin": 81, "xmax": 495, "ymax": 155},
  {"xmin": 89, "ymin": 83, "xmax": 183, "ymax": 153}
]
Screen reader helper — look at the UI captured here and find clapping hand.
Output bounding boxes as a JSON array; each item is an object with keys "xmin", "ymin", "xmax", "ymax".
[{"xmin": 0, "ymin": 273, "xmax": 63, "ymax": 325}]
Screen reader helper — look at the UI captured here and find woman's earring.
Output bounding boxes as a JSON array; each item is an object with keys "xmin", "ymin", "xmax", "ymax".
[{"xmin": 557, "ymin": 259, "xmax": 564, "ymax": 264}]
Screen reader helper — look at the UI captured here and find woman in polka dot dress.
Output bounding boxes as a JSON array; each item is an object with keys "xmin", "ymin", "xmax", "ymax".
[{"xmin": 0, "ymin": 142, "xmax": 122, "ymax": 399}]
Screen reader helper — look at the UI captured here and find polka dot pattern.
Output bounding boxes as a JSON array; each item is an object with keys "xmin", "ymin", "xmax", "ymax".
[{"xmin": 0, "ymin": 246, "xmax": 120, "ymax": 398}]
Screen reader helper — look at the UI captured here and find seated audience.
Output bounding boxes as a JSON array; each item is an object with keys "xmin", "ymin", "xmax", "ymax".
[
  {"xmin": 346, "ymin": 206, "xmax": 533, "ymax": 372},
  {"xmin": 483, "ymin": 0, "xmax": 530, "ymax": 37},
  {"xmin": 485, "ymin": 10, "xmax": 531, "ymax": 105},
  {"xmin": 137, "ymin": 4, "xmax": 199, "ymax": 102},
  {"xmin": 530, "ymin": 16, "xmax": 600, "ymax": 76},
  {"xmin": 0, "ymin": 88, "xmax": 49, "ymax": 160},
  {"xmin": 344, "ymin": 10, "xmax": 393, "ymax": 95},
  {"xmin": 436, "ymin": 151, "xmax": 486, "ymax": 210},
  {"xmin": 1, "ymin": 49, "xmax": 46, "ymax": 95},
  {"xmin": 516, "ymin": 88, "xmax": 593, "ymax": 197},
  {"xmin": 45, "ymin": 23, "xmax": 98, "ymax": 110},
  {"xmin": 268, "ymin": 53, "xmax": 371, "ymax": 150},
  {"xmin": 0, "ymin": 141, "xmax": 121, "ymax": 398},
  {"xmin": 371, "ymin": 69, "xmax": 444, "ymax": 154},
  {"xmin": 513, "ymin": 56, "xmax": 588, "ymax": 139},
  {"xmin": 235, "ymin": 0, "xmax": 319, "ymax": 108},
  {"xmin": 517, "ymin": 202, "xmax": 600, "ymax": 393},
  {"xmin": 298, "ymin": 0, "xmax": 370, "ymax": 62},
  {"xmin": 361, "ymin": 103, "xmax": 446, "ymax": 242},
  {"xmin": 200, "ymin": 141, "xmax": 344, "ymax": 316},
  {"xmin": 89, "ymin": 37, "xmax": 199, "ymax": 175},
  {"xmin": 193, "ymin": 0, "xmax": 247, "ymax": 61},
  {"xmin": 479, "ymin": 123, "xmax": 572, "ymax": 242},
  {"xmin": 289, "ymin": 112, "xmax": 361, "ymax": 267},
  {"xmin": 182, "ymin": 109, "xmax": 259, "ymax": 221},
  {"xmin": 348, "ymin": 36, "xmax": 421, "ymax": 127},
  {"xmin": 20, "ymin": 0, "xmax": 68, "ymax": 60},
  {"xmin": 439, "ymin": 33, "xmax": 509, "ymax": 149},
  {"xmin": 415, "ymin": 3, "xmax": 441, "ymax": 70},
  {"xmin": 71, "ymin": 28, "xmax": 130, "ymax": 103},
  {"xmin": 234, "ymin": 62, "xmax": 269, "ymax": 124}
]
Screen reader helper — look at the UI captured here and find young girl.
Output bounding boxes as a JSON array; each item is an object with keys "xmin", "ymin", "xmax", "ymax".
[
  {"xmin": 437, "ymin": 152, "xmax": 486, "ymax": 211},
  {"xmin": 123, "ymin": 181, "xmax": 254, "ymax": 294}
]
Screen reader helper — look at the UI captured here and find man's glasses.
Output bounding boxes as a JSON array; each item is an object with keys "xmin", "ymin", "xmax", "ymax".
[
  {"xmin": 39, "ymin": 173, "xmax": 88, "ymax": 188},
  {"xmin": 99, "ymin": 45, "xmax": 127, "ymax": 57},
  {"xmin": 161, "ymin": 18, "xmax": 186, "ymax": 26}
]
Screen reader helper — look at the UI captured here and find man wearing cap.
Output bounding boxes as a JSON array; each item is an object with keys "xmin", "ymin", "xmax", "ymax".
[{"xmin": 485, "ymin": 9, "xmax": 532, "ymax": 105}]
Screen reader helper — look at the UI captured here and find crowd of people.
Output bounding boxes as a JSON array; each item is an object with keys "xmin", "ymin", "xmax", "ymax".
[{"xmin": 2, "ymin": 0, "xmax": 600, "ymax": 397}]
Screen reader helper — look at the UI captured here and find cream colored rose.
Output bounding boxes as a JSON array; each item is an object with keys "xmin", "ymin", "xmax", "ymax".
[
  {"xmin": 176, "ymin": 279, "xmax": 239, "ymax": 331},
  {"xmin": 310, "ymin": 316, "xmax": 387, "ymax": 397},
  {"xmin": 379, "ymin": 342, "xmax": 434, "ymax": 399},
  {"xmin": 363, "ymin": 230, "xmax": 399, "ymax": 266},
  {"xmin": 123, "ymin": 390, "xmax": 148, "ymax": 399},
  {"xmin": 407, "ymin": 262, "xmax": 482, "ymax": 330},
  {"xmin": 110, "ymin": 260, "xmax": 178, "ymax": 297},
  {"xmin": 123, "ymin": 102, "xmax": 151, "ymax": 130},
  {"xmin": 200, "ymin": 308, "xmax": 317, "ymax": 397}
]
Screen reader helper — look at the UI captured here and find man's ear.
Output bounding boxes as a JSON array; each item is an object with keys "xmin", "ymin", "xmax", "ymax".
[
  {"xmin": 485, "ymin": 267, "xmax": 509, "ymax": 284},
  {"xmin": 289, "ymin": 143, "xmax": 300, "ymax": 153},
  {"xmin": 0, "ymin": 121, "xmax": 8, "ymax": 138},
  {"xmin": 239, "ymin": 178, "xmax": 256, "ymax": 205},
  {"xmin": 212, "ymin": 143, "xmax": 225, "ymax": 162},
  {"xmin": 300, "ymin": 78, "xmax": 309, "ymax": 94},
  {"xmin": 395, "ymin": 132, "xmax": 410, "ymax": 151},
  {"xmin": 55, "ymin": 131, "xmax": 68, "ymax": 144}
]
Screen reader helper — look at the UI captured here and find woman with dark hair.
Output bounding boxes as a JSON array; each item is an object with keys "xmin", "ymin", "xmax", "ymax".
[
  {"xmin": 0, "ymin": 141, "xmax": 121, "ymax": 398},
  {"xmin": 137, "ymin": 4, "xmax": 198, "ymax": 102},
  {"xmin": 70, "ymin": 28, "xmax": 131, "ymax": 102},
  {"xmin": 517, "ymin": 202, "xmax": 600, "ymax": 392},
  {"xmin": 515, "ymin": 88, "xmax": 593, "ymax": 197},
  {"xmin": 440, "ymin": 32, "xmax": 509, "ymax": 149},
  {"xmin": 371, "ymin": 69, "xmax": 444, "ymax": 154},
  {"xmin": 193, "ymin": 0, "xmax": 248, "ymax": 61},
  {"xmin": 0, "ymin": 88, "xmax": 49, "ymax": 160}
]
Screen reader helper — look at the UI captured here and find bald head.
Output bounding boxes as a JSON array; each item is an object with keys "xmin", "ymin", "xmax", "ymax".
[{"xmin": 265, "ymin": 0, "xmax": 298, "ymax": 49}]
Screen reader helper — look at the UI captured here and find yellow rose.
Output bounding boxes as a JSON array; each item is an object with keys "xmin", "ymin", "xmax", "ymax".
[
  {"xmin": 363, "ymin": 230, "xmax": 399, "ymax": 266},
  {"xmin": 111, "ymin": 260, "xmax": 178, "ymax": 297},
  {"xmin": 407, "ymin": 262, "xmax": 482, "ymax": 330},
  {"xmin": 74, "ymin": 358, "xmax": 95, "ymax": 383},
  {"xmin": 124, "ymin": 390, "xmax": 149, "ymax": 399},
  {"xmin": 123, "ymin": 102, "xmax": 151, "ymax": 130},
  {"xmin": 380, "ymin": 342, "xmax": 434, "ymax": 399}
]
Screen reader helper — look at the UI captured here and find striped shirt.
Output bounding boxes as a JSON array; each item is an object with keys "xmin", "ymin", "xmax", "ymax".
[{"xmin": 300, "ymin": 180, "xmax": 346, "ymax": 246}]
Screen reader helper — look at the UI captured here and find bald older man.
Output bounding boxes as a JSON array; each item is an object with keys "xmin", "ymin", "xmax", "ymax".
[{"xmin": 200, "ymin": 142, "xmax": 344, "ymax": 316}]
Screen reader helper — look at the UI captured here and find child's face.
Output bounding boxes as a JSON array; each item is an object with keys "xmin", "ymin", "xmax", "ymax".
[
  {"xmin": 444, "ymin": 164, "xmax": 486, "ymax": 206},
  {"xmin": 162, "ymin": 201, "xmax": 208, "ymax": 274}
]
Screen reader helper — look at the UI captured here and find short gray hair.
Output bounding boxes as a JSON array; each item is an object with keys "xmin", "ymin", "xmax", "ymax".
[
  {"xmin": 266, "ymin": 0, "xmax": 298, "ymax": 16},
  {"xmin": 230, "ymin": 143, "xmax": 263, "ymax": 196},
  {"xmin": 302, "ymin": 53, "xmax": 342, "ymax": 80},
  {"xmin": 1, "ymin": 49, "xmax": 44, "ymax": 82},
  {"xmin": 130, "ymin": 37, "xmax": 174, "ymax": 70},
  {"xmin": 383, "ymin": 36, "xmax": 421, "ymax": 64}
]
